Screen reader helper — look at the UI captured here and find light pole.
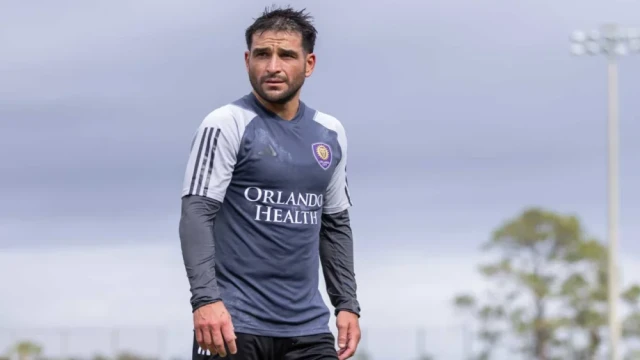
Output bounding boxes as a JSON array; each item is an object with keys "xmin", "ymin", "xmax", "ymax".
[{"xmin": 569, "ymin": 24, "xmax": 640, "ymax": 360}]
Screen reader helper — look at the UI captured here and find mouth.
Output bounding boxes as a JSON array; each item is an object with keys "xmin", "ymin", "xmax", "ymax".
[{"xmin": 264, "ymin": 79, "xmax": 285, "ymax": 85}]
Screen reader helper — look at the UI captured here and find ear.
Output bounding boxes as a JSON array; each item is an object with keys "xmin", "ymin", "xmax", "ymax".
[
  {"xmin": 244, "ymin": 51, "xmax": 250, "ymax": 71},
  {"xmin": 305, "ymin": 53, "xmax": 316, "ymax": 78}
]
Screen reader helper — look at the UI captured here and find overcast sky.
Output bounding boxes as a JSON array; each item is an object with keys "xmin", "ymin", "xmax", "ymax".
[{"xmin": 1, "ymin": 0, "xmax": 640, "ymax": 359}]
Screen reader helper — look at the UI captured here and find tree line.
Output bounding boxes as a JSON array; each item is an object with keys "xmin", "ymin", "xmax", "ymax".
[{"xmin": 452, "ymin": 207, "xmax": 640, "ymax": 360}]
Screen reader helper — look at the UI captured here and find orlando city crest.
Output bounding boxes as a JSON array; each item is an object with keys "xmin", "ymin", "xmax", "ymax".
[{"xmin": 311, "ymin": 143, "xmax": 332, "ymax": 170}]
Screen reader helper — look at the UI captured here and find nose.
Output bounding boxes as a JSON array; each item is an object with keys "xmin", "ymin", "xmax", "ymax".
[{"xmin": 266, "ymin": 54, "xmax": 282, "ymax": 73}]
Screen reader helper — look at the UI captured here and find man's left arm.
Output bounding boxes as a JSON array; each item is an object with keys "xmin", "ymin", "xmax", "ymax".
[
  {"xmin": 320, "ymin": 120, "xmax": 360, "ymax": 359},
  {"xmin": 320, "ymin": 210, "xmax": 360, "ymax": 317}
]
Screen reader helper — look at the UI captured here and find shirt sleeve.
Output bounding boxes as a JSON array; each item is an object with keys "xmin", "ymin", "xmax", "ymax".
[
  {"xmin": 182, "ymin": 107, "xmax": 240, "ymax": 202},
  {"xmin": 323, "ymin": 121, "xmax": 352, "ymax": 214},
  {"xmin": 179, "ymin": 195, "xmax": 223, "ymax": 312},
  {"xmin": 179, "ymin": 107, "xmax": 240, "ymax": 312},
  {"xmin": 320, "ymin": 209, "xmax": 361, "ymax": 317}
]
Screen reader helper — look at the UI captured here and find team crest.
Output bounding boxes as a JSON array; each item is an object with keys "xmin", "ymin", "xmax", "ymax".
[{"xmin": 311, "ymin": 143, "xmax": 332, "ymax": 170}]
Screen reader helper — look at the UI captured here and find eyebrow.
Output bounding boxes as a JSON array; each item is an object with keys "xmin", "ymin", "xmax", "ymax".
[
  {"xmin": 252, "ymin": 47, "xmax": 271, "ymax": 54},
  {"xmin": 252, "ymin": 47, "xmax": 300, "ymax": 57}
]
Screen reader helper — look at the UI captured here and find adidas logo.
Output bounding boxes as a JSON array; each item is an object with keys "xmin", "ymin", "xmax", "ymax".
[{"xmin": 197, "ymin": 346, "xmax": 211, "ymax": 356}]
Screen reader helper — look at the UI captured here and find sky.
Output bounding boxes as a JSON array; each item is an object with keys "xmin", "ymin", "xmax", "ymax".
[{"xmin": 1, "ymin": 0, "xmax": 640, "ymax": 359}]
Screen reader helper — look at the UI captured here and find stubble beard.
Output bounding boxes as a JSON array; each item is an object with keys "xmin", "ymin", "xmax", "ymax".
[{"xmin": 249, "ymin": 69, "xmax": 306, "ymax": 105}]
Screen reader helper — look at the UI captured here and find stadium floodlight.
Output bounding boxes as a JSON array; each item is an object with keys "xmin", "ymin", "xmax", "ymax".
[{"xmin": 569, "ymin": 23, "xmax": 639, "ymax": 360}]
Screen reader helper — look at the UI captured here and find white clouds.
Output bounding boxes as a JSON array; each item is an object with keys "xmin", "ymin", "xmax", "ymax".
[
  {"xmin": 1, "ymin": 1, "xmax": 231, "ymax": 66},
  {"xmin": 0, "ymin": 1, "xmax": 248, "ymax": 105},
  {"xmin": 2, "ymin": 0, "xmax": 640, "ymax": 357}
]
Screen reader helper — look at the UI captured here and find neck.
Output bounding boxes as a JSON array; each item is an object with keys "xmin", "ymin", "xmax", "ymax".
[{"xmin": 252, "ymin": 91, "xmax": 300, "ymax": 121}]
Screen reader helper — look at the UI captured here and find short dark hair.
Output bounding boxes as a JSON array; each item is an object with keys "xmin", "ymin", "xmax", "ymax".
[{"xmin": 245, "ymin": 5, "xmax": 318, "ymax": 54}]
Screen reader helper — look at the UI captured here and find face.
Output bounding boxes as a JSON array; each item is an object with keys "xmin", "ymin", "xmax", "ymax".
[{"xmin": 245, "ymin": 30, "xmax": 316, "ymax": 105}]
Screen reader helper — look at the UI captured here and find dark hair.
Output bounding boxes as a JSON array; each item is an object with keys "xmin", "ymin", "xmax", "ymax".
[{"xmin": 245, "ymin": 5, "xmax": 318, "ymax": 54}]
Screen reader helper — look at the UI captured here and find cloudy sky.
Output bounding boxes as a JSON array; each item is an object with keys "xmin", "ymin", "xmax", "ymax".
[{"xmin": 1, "ymin": 0, "xmax": 640, "ymax": 359}]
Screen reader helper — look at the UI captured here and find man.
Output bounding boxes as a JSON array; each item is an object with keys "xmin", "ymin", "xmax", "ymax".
[{"xmin": 178, "ymin": 6, "xmax": 361, "ymax": 360}]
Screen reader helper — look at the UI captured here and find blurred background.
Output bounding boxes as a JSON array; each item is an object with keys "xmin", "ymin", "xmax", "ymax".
[{"xmin": 1, "ymin": 0, "xmax": 640, "ymax": 359}]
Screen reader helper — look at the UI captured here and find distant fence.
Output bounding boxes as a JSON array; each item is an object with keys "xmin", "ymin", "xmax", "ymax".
[{"xmin": 0, "ymin": 325, "xmax": 476, "ymax": 360}]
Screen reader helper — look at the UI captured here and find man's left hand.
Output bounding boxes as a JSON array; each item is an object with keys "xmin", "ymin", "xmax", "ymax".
[{"xmin": 336, "ymin": 311, "xmax": 361, "ymax": 359}]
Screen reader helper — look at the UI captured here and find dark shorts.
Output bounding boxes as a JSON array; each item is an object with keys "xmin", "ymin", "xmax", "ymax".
[{"xmin": 192, "ymin": 332, "xmax": 338, "ymax": 360}]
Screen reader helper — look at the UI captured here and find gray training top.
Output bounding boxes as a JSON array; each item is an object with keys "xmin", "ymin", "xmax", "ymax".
[{"xmin": 180, "ymin": 92, "xmax": 356, "ymax": 337}]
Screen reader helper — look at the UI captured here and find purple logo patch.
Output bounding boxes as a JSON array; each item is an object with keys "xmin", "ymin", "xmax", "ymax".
[{"xmin": 312, "ymin": 143, "xmax": 332, "ymax": 170}]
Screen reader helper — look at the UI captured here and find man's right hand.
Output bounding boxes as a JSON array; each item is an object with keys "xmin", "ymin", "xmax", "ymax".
[{"xmin": 193, "ymin": 301, "xmax": 237, "ymax": 357}]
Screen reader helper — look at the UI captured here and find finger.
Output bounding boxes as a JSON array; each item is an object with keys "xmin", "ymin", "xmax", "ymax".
[
  {"xmin": 337, "ymin": 322, "xmax": 348, "ymax": 349},
  {"xmin": 338, "ymin": 347, "xmax": 352, "ymax": 360},
  {"xmin": 338, "ymin": 326, "xmax": 359, "ymax": 360},
  {"xmin": 195, "ymin": 327, "xmax": 204, "ymax": 348},
  {"xmin": 195, "ymin": 328, "xmax": 208, "ymax": 356},
  {"xmin": 201, "ymin": 326, "xmax": 214, "ymax": 353},
  {"xmin": 347, "ymin": 331, "xmax": 360, "ymax": 355},
  {"xmin": 338, "ymin": 342, "xmax": 356, "ymax": 360},
  {"xmin": 211, "ymin": 326, "xmax": 227, "ymax": 357},
  {"xmin": 221, "ymin": 322, "xmax": 238, "ymax": 354}
]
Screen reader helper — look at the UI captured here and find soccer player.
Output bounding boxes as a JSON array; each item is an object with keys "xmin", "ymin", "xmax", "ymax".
[{"xmin": 178, "ymin": 6, "xmax": 361, "ymax": 360}]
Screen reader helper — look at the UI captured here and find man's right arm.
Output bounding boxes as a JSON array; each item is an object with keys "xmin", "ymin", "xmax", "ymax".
[
  {"xmin": 178, "ymin": 107, "xmax": 240, "ymax": 312},
  {"xmin": 179, "ymin": 195, "xmax": 223, "ymax": 311}
]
